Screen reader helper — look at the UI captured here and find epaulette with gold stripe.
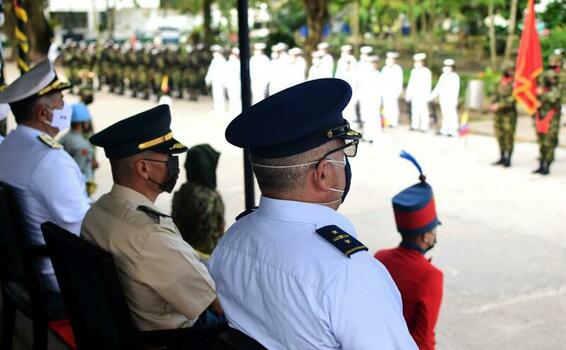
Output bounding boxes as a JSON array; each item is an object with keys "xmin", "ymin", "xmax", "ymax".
[{"xmin": 37, "ymin": 134, "xmax": 62, "ymax": 149}]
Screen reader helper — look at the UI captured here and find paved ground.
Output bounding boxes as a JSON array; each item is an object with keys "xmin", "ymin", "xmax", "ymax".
[{"xmin": 4, "ymin": 89, "xmax": 566, "ymax": 349}]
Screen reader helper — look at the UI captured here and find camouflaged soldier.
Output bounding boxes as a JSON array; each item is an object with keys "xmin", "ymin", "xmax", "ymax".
[
  {"xmin": 184, "ymin": 46, "xmax": 201, "ymax": 101},
  {"xmin": 533, "ymin": 70, "xmax": 562, "ymax": 175},
  {"xmin": 172, "ymin": 144, "xmax": 225, "ymax": 257},
  {"xmin": 490, "ymin": 62, "xmax": 517, "ymax": 167}
]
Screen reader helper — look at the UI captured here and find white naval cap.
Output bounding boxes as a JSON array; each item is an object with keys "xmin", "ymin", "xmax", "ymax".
[
  {"xmin": 254, "ymin": 43, "xmax": 266, "ymax": 50},
  {"xmin": 368, "ymin": 55, "xmax": 380, "ymax": 63},
  {"xmin": 386, "ymin": 52, "xmax": 399, "ymax": 59},
  {"xmin": 360, "ymin": 46, "xmax": 373, "ymax": 54},
  {"xmin": 413, "ymin": 52, "xmax": 426, "ymax": 61},
  {"xmin": 317, "ymin": 42, "xmax": 330, "ymax": 50},
  {"xmin": 443, "ymin": 58, "xmax": 455, "ymax": 66},
  {"xmin": 554, "ymin": 48, "xmax": 564, "ymax": 55},
  {"xmin": 210, "ymin": 44, "xmax": 223, "ymax": 52},
  {"xmin": 340, "ymin": 44, "xmax": 353, "ymax": 52},
  {"xmin": 289, "ymin": 47, "xmax": 303, "ymax": 55},
  {"xmin": 0, "ymin": 60, "xmax": 71, "ymax": 104}
]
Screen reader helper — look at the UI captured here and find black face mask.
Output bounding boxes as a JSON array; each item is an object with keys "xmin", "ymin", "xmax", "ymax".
[{"xmin": 146, "ymin": 156, "xmax": 180, "ymax": 193}]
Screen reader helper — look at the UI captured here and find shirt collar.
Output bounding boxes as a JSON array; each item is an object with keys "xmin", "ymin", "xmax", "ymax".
[
  {"xmin": 255, "ymin": 196, "xmax": 357, "ymax": 235},
  {"xmin": 399, "ymin": 240, "xmax": 426, "ymax": 255},
  {"xmin": 109, "ymin": 184, "xmax": 158, "ymax": 211},
  {"xmin": 16, "ymin": 124, "xmax": 43, "ymax": 138}
]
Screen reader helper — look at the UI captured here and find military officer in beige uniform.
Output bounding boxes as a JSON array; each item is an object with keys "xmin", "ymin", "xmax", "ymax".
[{"xmin": 82, "ymin": 104, "xmax": 223, "ymax": 330}]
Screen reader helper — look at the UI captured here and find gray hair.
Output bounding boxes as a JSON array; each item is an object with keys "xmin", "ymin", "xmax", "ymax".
[{"xmin": 250, "ymin": 140, "xmax": 342, "ymax": 195}]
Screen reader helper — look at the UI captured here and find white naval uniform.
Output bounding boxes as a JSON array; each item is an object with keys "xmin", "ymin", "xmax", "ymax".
[
  {"xmin": 307, "ymin": 63, "xmax": 325, "ymax": 81},
  {"xmin": 250, "ymin": 53, "xmax": 271, "ymax": 104},
  {"xmin": 205, "ymin": 55, "xmax": 227, "ymax": 114},
  {"xmin": 430, "ymin": 71, "xmax": 460, "ymax": 136},
  {"xmin": 225, "ymin": 56, "xmax": 242, "ymax": 117},
  {"xmin": 358, "ymin": 68, "xmax": 383, "ymax": 140},
  {"xmin": 381, "ymin": 63, "xmax": 404, "ymax": 127},
  {"xmin": 0, "ymin": 125, "xmax": 90, "ymax": 291},
  {"xmin": 335, "ymin": 56, "xmax": 358, "ymax": 124},
  {"xmin": 405, "ymin": 66, "xmax": 432, "ymax": 131},
  {"xmin": 209, "ymin": 197, "xmax": 417, "ymax": 350},
  {"xmin": 288, "ymin": 57, "xmax": 307, "ymax": 87},
  {"xmin": 269, "ymin": 53, "xmax": 292, "ymax": 95},
  {"xmin": 320, "ymin": 53, "xmax": 335, "ymax": 78}
]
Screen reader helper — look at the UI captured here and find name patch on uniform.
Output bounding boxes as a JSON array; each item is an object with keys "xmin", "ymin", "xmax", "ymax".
[
  {"xmin": 37, "ymin": 134, "xmax": 62, "ymax": 149},
  {"xmin": 316, "ymin": 225, "xmax": 368, "ymax": 258},
  {"xmin": 137, "ymin": 205, "xmax": 170, "ymax": 223}
]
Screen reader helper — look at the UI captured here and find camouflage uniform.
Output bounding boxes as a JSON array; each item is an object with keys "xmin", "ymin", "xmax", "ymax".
[
  {"xmin": 171, "ymin": 183, "xmax": 225, "ymax": 255},
  {"xmin": 534, "ymin": 70, "xmax": 562, "ymax": 175},
  {"xmin": 492, "ymin": 63, "xmax": 517, "ymax": 167},
  {"xmin": 59, "ymin": 130, "xmax": 96, "ymax": 196}
]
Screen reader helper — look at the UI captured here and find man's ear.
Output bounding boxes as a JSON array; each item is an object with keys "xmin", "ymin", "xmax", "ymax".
[
  {"xmin": 134, "ymin": 158, "xmax": 150, "ymax": 180},
  {"xmin": 313, "ymin": 159, "xmax": 332, "ymax": 192}
]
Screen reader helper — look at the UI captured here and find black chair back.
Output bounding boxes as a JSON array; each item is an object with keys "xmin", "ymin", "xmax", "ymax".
[
  {"xmin": 0, "ymin": 182, "xmax": 35, "ymax": 293},
  {"xmin": 42, "ymin": 222, "xmax": 138, "ymax": 350}
]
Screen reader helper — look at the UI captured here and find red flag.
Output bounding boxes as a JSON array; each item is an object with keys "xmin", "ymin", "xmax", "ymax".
[{"xmin": 513, "ymin": 0, "xmax": 542, "ymax": 115}]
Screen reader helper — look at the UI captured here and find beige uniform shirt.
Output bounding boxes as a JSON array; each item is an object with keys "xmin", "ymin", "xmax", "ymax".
[{"xmin": 81, "ymin": 184, "xmax": 216, "ymax": 330}]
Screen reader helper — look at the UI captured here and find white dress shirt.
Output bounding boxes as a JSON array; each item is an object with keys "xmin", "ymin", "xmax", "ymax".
[
  {"xmin": 0, "ymin": 125, "xmax": 90, "ymax": 291},
  {"xmin": 209, "ymin": 196, "xmax": 417, "ymax": 350}
]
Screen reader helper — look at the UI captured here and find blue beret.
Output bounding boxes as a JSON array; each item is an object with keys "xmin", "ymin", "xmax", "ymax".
[
  {"xmin": 225, "ymin": 78, "xmax": 362, "ymax": 158},
  {"xmin": 90, "ymin": 104, "xmax": 187, "ymax": 159},
  {"xmin": 71, "ymin": 103, "xmax": 92, "ymax": 123}
]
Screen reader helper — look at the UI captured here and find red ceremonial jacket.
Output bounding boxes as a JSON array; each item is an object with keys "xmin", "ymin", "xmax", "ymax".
[{"xmin": 375, "ymin": 244, "xmax": 443, "ymax": 350}]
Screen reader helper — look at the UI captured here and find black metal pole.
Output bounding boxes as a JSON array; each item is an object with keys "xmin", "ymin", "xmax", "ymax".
[{"xmin": 237, "ymin": 0, "xmax": 255, "ymax": 210}]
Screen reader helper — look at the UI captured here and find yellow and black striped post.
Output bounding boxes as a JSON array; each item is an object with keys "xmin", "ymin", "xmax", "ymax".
[{"xmin": 12, "ymin": 0, "xmax": 30, "ymax": 73}]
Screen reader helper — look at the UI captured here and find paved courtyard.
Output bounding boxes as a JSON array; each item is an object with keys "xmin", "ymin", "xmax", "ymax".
[{"xmin": 4, "ymin": 90, "xmax": 566, "ymax": 349}]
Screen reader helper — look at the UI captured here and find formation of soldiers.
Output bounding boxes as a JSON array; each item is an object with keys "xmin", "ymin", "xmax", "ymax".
[
  {"xmin": 205, "ymin": 42, "xmax": 462, "ymax": 142},
  {"xmin": 491, "ymin": 48, "xmax": 566, "ymax": 175},
  {"xmin": 61, "ymin": 40, "xmax": 211, "ymax": 101}
]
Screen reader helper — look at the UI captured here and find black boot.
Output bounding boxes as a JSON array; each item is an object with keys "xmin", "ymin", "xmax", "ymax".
[
  {"xmin": 532, "ymin": 161, "xmax": 544, "ymax": 174},
  {"xmin": 503, "ymin": 151, "xmax": 512, "ymax": 167},
  {"xmin": 492, "ymin": 152, "xmax": 505, "ymax": 166},
  {"xmin": 540, "ymin": 161, "xmax": 550, "ymax": 175}
]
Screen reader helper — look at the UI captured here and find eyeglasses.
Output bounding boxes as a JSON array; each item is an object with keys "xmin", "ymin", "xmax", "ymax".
[{"xmin": 320, "ymin": 140, "xmax": 359, "ymax": 160}]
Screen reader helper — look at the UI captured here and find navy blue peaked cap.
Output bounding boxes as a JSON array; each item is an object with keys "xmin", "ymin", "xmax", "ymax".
[
  {"xmin": 90, "ymin": 104, "xmax": 187, "ymax": 159},
  {"xmin": 225, "ymin": 78, "xmax": 362, "ymax": 158}
]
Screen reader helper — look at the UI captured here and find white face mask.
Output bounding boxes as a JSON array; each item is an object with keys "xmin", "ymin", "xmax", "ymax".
[
  {"xmin": 414, "ymin": 61, "xmax": 424, "ymax": 69},
  {"xmin": 385, "ymin": 58, "xmax": 395, "ymax": 66},
  {"xmin": 48, "ymin": 101, "xmax": 72, "ymax": 131},
  {"xmin": 251, "ymin": 158, "xmax": 346, "ymax": 205},
  {"xmin": 442, "ymin": 66, "xmax": 453, "ymax": 74}
]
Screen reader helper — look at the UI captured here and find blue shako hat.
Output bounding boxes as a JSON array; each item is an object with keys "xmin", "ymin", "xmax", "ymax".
[
  {"xmin": 225, "ymin": 78, "xmax": 362, "ymax": 158},
  {"xmin": 392, "ymin": 151, "xmax": 441, "ymax": 236}
]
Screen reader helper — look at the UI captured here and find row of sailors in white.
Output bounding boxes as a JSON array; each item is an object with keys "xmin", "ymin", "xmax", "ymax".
[{"xmin": 205, "ymin": 44, "xmax": 460, "ymax": 137}]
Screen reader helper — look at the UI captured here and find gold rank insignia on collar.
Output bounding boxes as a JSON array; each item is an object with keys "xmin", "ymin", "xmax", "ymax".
[
  {"xmin": 316, "ymin": 225, "xmax": 368, "ymax": 258},
  {"xmin": 37, "ymin": 134, "xmax": 62, "ymax": 149}
]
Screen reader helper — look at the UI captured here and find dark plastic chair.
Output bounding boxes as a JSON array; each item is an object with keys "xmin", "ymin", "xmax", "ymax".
[
  {"xmin": 0, "ymin": 182, "xmax": 71, "ymax": 350},
  {"xmin": 41, "ymin": 221, "xmax": 227, "ymax": 350},
  {"xmin": 212, "ymin": 327, "xmax": 266, "ymax": 350}
]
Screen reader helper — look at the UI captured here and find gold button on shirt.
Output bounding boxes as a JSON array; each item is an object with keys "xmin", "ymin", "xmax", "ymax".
[{"xmin": 81, "ymin": 184, "xmax": 216, "ymax": 330}]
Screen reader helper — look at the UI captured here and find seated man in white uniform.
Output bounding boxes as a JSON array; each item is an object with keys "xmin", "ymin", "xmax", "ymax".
[
  {"xmin": 209, "ymin": 79, "xmax": 417, "ymax": 349},
  {"xmin": 0, "ymin": 60, "xmax": 90, "ymax": 297}
]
